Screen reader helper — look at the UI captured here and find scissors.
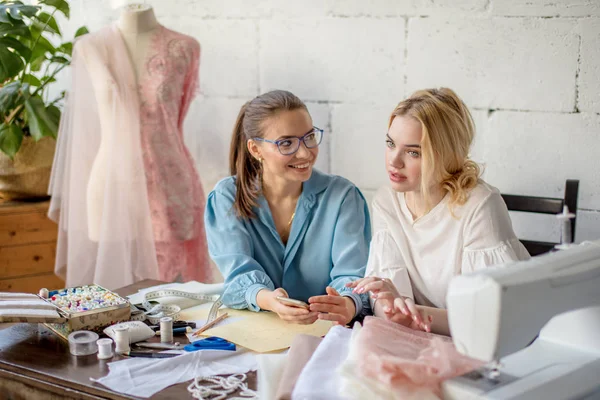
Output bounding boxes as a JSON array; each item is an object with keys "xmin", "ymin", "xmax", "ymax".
[{"xmin": 184, "ymin": 336, "xmax": 236, "ymax": 352}]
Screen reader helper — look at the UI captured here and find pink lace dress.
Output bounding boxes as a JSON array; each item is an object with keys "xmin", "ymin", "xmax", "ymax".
[{"xmin": 138, "ymin": 26, "xmax": 211, "ymax": 283}]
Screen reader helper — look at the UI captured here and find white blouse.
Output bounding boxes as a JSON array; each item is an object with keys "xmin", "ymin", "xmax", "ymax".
[{"xmin": 365, "ymin": 180, "xmax": 530, "ymax": 309}]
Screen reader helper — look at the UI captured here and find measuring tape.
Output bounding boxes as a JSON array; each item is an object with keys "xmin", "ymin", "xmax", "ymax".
[{"xmin": 130, "ymin": 289, "xmax": 222, "ymax": 325}]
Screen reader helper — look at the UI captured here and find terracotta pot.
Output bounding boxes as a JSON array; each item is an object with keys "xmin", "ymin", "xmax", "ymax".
[{"xmin": 0, "ymin": 136, "xmax": 56, "ymax": 200}]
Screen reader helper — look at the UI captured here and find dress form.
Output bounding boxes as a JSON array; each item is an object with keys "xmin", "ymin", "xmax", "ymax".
[
  {"xmin": 58, "ymin": 3, "xmax": 212, "ymax": 286},
  {"xmin": 116, "ymin": 4, "xmax": 159, "ymax": 80},
  {"xmin": 86, "ymin": 5, "xmax": 159, "ymax": 240}
]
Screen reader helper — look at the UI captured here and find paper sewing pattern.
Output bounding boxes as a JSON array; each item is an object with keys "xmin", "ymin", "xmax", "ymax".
[{"xmin": 180, "ymin": 305, "xmax": 333, "ymax": 353}]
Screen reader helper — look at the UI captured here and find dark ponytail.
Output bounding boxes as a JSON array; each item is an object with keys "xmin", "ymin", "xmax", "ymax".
[{"xmin": 228, "ymin": 90, "xmax": 307, "ymax": 219}]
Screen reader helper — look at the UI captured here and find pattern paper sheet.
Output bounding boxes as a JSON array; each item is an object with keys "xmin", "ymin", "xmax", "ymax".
[{"xmin": 180, "ymin": 304, "xmax": 333, "ymax": 353}]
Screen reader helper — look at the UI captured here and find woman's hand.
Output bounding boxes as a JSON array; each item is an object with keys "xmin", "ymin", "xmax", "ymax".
[
  {"xmin": 346, "ymin": 276, "xmax": 401, "ymax": 297},
  {"xmin": 372, "ymin": 291, "xmax": 431, "ymax": 332},
  {"xmin": 308, "ymin": 287, "xmax": 356, "ymax": 326},
  {"xmin": 257, "ymin": 288, "xmax": 318, "ymax": 325},
  {"xmin": 346, "ymin": 277, "xmax": 431, "ymax": 332}
]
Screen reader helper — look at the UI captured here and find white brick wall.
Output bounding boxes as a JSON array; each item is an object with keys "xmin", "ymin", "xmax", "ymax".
[{"xmin": 58, "ymin": 0, "xmax": 600, "ymax": 243}]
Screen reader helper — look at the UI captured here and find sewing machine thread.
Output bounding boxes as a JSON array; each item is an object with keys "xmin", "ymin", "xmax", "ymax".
[
  {"xmin": 97, "ymin": 338, "xmax": 114, "ymax": 359},
  {"xmin": 160, "ymin": 316, "xmax": 173, "ymax": 343},
  {"xmin": 114, "ymin": 326, "xmax": 130, "ymax": 354}
]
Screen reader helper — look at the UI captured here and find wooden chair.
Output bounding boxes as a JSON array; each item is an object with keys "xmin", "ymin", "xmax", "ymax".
[{"xmin": 501, "ymin": 180, "xmax": 579, "ymax": 257}]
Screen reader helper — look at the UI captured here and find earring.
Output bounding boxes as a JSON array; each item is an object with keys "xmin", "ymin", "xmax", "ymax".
[{"xmin": 258, "ymin": 157, "xmax": 263, "ymax": 164}]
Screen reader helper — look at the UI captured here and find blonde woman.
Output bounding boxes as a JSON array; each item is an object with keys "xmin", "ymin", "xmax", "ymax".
[{"xmin": 347, "ymin": 88, "xmax": 530, "ymax": 335}]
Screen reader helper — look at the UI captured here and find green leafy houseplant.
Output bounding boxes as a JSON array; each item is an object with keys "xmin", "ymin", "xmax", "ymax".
[{"xmin": 0, "ymin": 0, "xmax": 88, "ymax": 159}]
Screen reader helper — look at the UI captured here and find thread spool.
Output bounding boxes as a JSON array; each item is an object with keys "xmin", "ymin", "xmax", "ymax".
[
  {"xmin": 68, "ymin": 330, "xmax": 99, "ymax": 356},
  {"xmin": 113, "ymin": 325, "xmax": 130, "ymax": 354},
  {"xmin": 97, "ymin": 338, "xmax": 114, "ymax": 360},
  {"xmin": 160, "ymin": 316, "xmax": 173, "ymax": 343}
]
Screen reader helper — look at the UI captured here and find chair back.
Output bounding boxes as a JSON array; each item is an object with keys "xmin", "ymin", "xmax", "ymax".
[{"xmin": 501, "ymin": 179, "xmax": 579, "ymax": 256}]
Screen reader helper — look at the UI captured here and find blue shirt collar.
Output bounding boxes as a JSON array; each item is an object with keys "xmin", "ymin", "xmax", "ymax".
[{"xmin": 302, "ymin": 168, "xmax": 329, "ymax": 198}]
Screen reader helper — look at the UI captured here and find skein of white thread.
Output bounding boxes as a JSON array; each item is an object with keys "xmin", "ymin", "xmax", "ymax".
[
  {"xmin": 160, "ymin": 316, "xmax": 173, "ymax": 343},
  {"xmin": 114, "ymin": 326, "xmax": 130, "ymax": 354},
  {"xmin": 97, "ymin": 338, "xmax": 114, "ymax": 359}
]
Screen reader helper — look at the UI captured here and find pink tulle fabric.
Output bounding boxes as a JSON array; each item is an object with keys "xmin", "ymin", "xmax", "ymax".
[
  {"xmin": 356, "ymin": 317, "xmax": 483, "ymax": 397},
  {"xmin": 48, "ymin": 24, "xmax": 211, "ymax": 289}
]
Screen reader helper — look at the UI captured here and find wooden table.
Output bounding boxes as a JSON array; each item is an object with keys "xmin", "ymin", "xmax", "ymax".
[{"xmin": 0, "ymin": 279, "xmax": 257, "ymax": 399}]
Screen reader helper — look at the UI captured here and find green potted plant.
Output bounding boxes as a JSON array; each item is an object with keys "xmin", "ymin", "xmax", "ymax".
[{"xmin": 0, "ymin": 0, "xmax": 87, "ymax": 199}]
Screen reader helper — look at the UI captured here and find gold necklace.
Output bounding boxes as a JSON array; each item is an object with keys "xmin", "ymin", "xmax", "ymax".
[{"xmin": 283, "ymin": 212, "xmax": 296, "ymax": 242}]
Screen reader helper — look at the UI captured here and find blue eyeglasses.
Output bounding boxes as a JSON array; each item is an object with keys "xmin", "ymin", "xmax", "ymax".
[{"xmin": 253, "ymin": 127, "xmax": 324, "ymax": 156}]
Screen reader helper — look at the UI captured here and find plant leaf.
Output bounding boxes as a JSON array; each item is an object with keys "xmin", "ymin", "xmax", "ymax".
[
  {"xmin": 33, "ymin": 11, "xmax": 60, "ymax": 35},
  {"xmin": 29, "ymin": 54, "xmax": 46, "ymax": 72},
  {"xmin": 0, "ymin": 22, "xmax": 30, "ymax": 37},
  {"xmin": 0, "ymin": 81, "xmax": 22, "ymax": 114},
  {"xmin": 0, "ymin": 45, "xmax": 25, "ymax": 82},
  {"xmin": 0, "ymin": 123, "xmax": 23, "ymax": 159},
  {"xmin": 74, "ymin": 26, "xmax": 88, "ymax": 38},
  {"xmin": 57, "ymin": 41, "xmax": 72, "ymax": 56},
  {"xmin": 39, "ymin": 0, "xmax": 69, "ymax": 18},
  {"xmin": 29, "ymin": 32, "xmax": 56, "ymax": 65},
  {"xmin": 49, "ymin": 55, "xmax": 68, "ymax": 64},
  {"xmin": 40, "ymin": 75, "xmax": 56, "ymax": 85},
  {"xmin": 0, "ymin": 36, "xmax": 31, "ymax": 60},
  {"xmin": 46, "ymin": 103, "xmax": 60, "ymax": 127},
  {"xmin": 24, "ymin": 95, "xmax": 57, "ymax": 140},
  {"xmin": 0, "ymin": 4, "xmax": 39, "ymax": 22},
  {"xmin": 22, "ymin": 74, "xmax": 41, "ymax": 86},
  {"xmin": 0, "ymin": 8, "xmax": 10, "ymax": 23}
]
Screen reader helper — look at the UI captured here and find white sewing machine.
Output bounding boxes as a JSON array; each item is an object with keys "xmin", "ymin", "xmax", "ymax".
[{"xmin": 443, "ymin": 242, "xmax": 600, "ymax": 400}]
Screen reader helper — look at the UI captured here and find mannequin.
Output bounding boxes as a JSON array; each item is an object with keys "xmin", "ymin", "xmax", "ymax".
[
  {"xmin": 86, "ymin": 5, "xmax": 159, "ymax": 240},
  {"xmin": 49, "ymin": 4, "xmax": 212, "ymax": 288},
  {"xmin": 117, "ymin": 4, "xmax": 159, "ymax": 80}
]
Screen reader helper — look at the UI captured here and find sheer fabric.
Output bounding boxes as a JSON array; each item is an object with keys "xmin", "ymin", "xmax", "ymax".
[
  {"xmin": 345, "ymin": 317, "xmax": 483, "ymax": 399},
  {"xmin": 48, "ymin": 24, "xmax": 210, "ymax": 289}
]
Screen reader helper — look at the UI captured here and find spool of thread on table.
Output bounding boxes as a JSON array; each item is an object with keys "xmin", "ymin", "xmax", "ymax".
[
  {"xmin": 97, "ymin": 338, "xmax": 114, "ymax": 359},
  {"xmin": 114, "ymin": 326, "xmax": 130, "ymax": 354},
  {"xmin": 160, "ymin": 316, "xmax": 173, "ymax": 343},
  {"xmin": 38, "ymin": 288, "xmax": 49, "ymax": 299}
]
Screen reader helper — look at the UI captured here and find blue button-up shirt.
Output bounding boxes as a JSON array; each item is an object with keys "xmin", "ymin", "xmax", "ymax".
[{"xmin": 205, "ymin": 169, "xmax": 371, "ymax": 315}]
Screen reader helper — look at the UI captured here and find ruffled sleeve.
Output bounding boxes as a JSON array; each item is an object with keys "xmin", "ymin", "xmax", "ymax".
[
  {"xmin": 365, "ymin": 229, "xmax": 414, "ymax": 300},
  {"xmin": 364, "ymin": 190, "xmax": 415, "ymax": 303},
  {"xmin": 204, "ymin": 185, "xmax": 275, "ymax": 311},
  {"xmin": 462, "ymin": 190, "xmax": 531, "ymax": 274}
]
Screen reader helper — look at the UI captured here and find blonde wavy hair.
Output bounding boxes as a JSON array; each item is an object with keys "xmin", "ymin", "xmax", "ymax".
[{"xmin": 389, "ymin": 88, "xmax": 481, "ymax": 213}]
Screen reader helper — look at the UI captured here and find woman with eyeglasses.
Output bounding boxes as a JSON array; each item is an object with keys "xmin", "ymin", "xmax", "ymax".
[
  {"xmin": 347, "ymin": 88, "xmax": 529, "ymax": 335},
  {"xmin": 205, "ymin": 90, "xmax": 370, "ymax": 325}
]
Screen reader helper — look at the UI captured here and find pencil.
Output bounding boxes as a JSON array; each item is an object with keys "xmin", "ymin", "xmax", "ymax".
[{"xmin": 192, "ymin": 312, "xmax": 229, "ymax": 337}]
